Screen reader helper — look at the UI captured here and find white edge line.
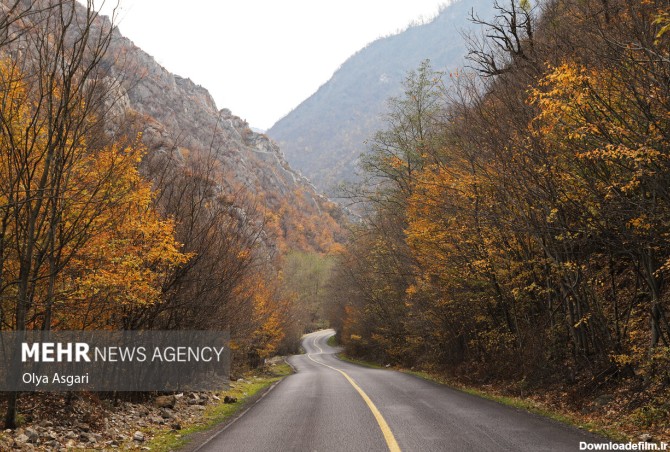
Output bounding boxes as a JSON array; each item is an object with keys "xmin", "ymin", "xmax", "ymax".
[{"xmin": 191, "ymin": 372, "xmax": 286, "ymax": 452}]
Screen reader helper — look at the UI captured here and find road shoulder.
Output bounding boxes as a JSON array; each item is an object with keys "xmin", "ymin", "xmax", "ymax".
[{"xmin": 147, "ymin": 360, "xmax": 293, "ymax": 452}]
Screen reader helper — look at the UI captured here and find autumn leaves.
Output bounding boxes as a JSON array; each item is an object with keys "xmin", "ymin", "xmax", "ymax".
[
  {"xmin": 0, "ymin": 45, "xmax": 183, "ymax": 333},
  {"xmin": 0, "ymin": 0, "xmax": 324, "ymax": 428},
  {"xmin": 330, "ymin": 0, "xmax": 670, "ymax": 392}
]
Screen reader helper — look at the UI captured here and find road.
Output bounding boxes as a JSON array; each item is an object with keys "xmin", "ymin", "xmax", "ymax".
[{"xmin": 196, "ymin": 329, "xmax": 603, "ymax": 451}]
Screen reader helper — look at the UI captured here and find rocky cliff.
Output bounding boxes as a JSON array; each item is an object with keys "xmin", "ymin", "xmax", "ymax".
[
  {"xmin": 114, "ymin": 35, "xmax": 307, "ymax": 196},
  {"xmin": 98, "ymin": 15, "xmax": 344, "ymax": 251}
]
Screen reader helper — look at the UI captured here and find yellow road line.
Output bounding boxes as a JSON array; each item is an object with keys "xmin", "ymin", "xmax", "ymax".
[
  {"xmin": 307, "ymin": 335, "xmax": 401, "ymax": 452},
  {"xmin": 313, "ymin": 337, "xmax": 323, "ymax": 353}
]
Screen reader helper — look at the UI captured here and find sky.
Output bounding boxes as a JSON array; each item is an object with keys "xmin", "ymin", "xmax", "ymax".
[{"xmin": 97, "ymin": 0, "xmax": 451, "ymax": 130}]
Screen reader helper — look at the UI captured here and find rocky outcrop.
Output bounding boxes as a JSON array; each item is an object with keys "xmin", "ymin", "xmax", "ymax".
[
  {"xmin": 2, "ymin": 0, "xmax": 344, "ymax": 251},
  {"xmin": 91, "ymin": 19, "xmax": 344, "ymax": 251},
  {"xmin": 106, "ymin": 30, "xmax": 325, "ymax": 208}
]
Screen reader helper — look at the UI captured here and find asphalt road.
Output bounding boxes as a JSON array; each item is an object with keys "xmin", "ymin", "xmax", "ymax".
[{"xmin": 196, "ymin": 329, "xmax": 604, "ymax": 451}]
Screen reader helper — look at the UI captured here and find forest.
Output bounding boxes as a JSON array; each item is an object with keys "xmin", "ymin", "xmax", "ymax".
[
  {"xmin": 0, "ymin": 0, "xmax": 343, "ymax": 429},
  {"xmin": 327, "ymin": 0, "xmax": 670, "ymax": 436},
  {"xmin": 3, "ymin": 0, "xmax": 670, "ymax": 443}
]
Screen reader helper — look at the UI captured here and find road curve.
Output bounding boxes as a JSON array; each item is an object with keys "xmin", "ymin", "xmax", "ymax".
[{"xmin": 196, "ymin": 329, "xmax": 603, "ymax": 451}]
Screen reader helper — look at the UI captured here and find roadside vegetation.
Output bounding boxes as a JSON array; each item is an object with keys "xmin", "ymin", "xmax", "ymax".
[
  {"xmin": 326, "ymin": 334, "xmax": 338, "ymax": 348},
  {"xmin": 327, "ymin": 0, "xmax": 670, "ymax": 443},
  {"xmin": 0, "ymin": 0, "xmax": 339, "ymax": 432}
]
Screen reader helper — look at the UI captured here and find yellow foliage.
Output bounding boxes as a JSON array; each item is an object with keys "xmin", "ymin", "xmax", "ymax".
[{"xmin": 0, "ymin": 59, "xmax": 189, "ymax": 330}]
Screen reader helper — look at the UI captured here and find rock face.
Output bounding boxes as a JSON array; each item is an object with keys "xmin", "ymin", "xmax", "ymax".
[
  {"xmin": 108, "ymin": 26, "xmax": 334, "ymax": 219},
  {"xmin": 95, "ymin": 11, "xmax": 345, "ymax": 250},
  {"xmin": 267, "ymin": 0, "xmax": 495, "ymax": 195},
  {"xmin": 2, "ymin": 1, "xmax": 348, "ymax": 249}
]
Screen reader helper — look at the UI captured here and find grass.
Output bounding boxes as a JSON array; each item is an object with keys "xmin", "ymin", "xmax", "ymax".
[
  {"xmin": 144, "ymin": 362, "xmax": 293, "ymax": 451},
  {"xmin": 326, "ymin": 334, "xmax": 338, "ymax": 347},
  {"xmin": 335, "ymin": 353, "xmax": 384, "ymax": 369}
]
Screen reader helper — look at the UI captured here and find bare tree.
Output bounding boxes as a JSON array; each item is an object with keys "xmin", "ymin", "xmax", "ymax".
[{"xmin": 465, "ymin": 0, "xmax": 537, "ymax": 77}]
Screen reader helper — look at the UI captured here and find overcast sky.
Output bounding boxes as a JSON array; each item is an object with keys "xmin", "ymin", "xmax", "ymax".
[{"xmin": 98, "ymin": 0, "xmax": 450, "ymax": 130}]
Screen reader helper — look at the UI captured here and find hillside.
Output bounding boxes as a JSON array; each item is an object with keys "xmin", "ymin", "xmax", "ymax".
[
  {"xmin": 267, "ymin": 0, "xmax": 494, "ymax": 195},
  {"xmin": 102, "ymin": 24, "xmax": 344, "ymax": 252},
  {"xmin": 326, "ymin": 0, "xmax": 670, "ymax": 442},
  {"xmin": 0, "ymin": 0, "xmax": 345, "ymax": 406}
]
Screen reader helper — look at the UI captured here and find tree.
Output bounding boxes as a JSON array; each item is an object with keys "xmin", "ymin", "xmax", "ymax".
[
  {"xmin": 330, "ymin": 0, "xmax": 670, "ymax": 392},
  {"xmin": 0, "ymin": 0, "xmax": 158, "ymax": 428}
]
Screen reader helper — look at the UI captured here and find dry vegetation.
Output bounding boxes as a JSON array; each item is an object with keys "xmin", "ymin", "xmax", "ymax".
[
  {"xmin": 328, "ymin": 0, "xmax": 670, "ymax": 440},
  {"xmin": 0, "ymin": 0, "xmax": 341, "ymax": 431}
]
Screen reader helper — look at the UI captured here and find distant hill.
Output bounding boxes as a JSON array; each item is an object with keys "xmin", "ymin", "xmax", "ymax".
[{"xmin": 267, "ymin": 0, "xmax": 495, "ymax": 196}]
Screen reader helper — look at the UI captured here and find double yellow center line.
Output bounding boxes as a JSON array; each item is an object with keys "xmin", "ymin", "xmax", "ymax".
[{"xmin": 307, "ymin": 336, "xmax": 401, "ymax": 452}]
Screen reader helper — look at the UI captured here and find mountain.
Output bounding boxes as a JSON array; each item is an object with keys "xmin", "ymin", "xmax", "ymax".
[
  {"xmin": 99, "ymin": 11, "xmax": 345, "ymax": 252},
  {"xmin": 267, "ymin": 0, "xmax": 495, "ymax": 196}
]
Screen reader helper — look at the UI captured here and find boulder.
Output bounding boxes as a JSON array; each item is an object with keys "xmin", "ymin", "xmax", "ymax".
[
  {"xmin": 14, "ymin": 433, "xmax": 29, "ymax": 444},
  {"xmin": 155, "ymin": 395, "xmax": 177, "ymax": 409},
  {"xmin": 24, "ymin": 428, "xmax": 39, "ymax": 443},
  {"xmin": 160, "ymin": 408, "xmax": 175, "ymax": 419}
]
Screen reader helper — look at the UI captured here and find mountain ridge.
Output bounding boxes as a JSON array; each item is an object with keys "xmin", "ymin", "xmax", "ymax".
[
  {"xmin": 267, "ymin": 0, "xmax": 495, "ymax": 196},
  {"xmin": 98, "ymin": 18, "xmax": 344, "ymax": 251}
]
